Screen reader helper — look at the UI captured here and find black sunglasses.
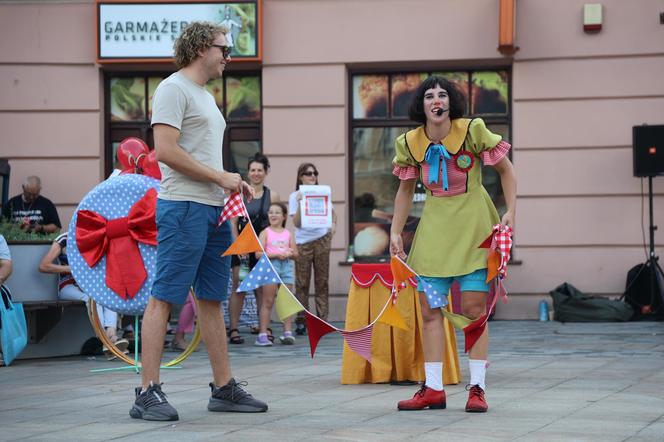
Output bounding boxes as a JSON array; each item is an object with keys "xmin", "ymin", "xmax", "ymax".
[
  {"xmin": 301, "ymin": 171, "xmax": 318, "ymax": 177},
  {"xmin": 211, "ymin": 44, "xmax": 232, "ymax": 58}
]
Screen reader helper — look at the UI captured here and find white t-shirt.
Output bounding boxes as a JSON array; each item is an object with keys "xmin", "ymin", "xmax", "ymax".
[
  {"xmin": 288, "ymin": 191, "xmax": 331, "ymax": 245},
  {"xmin": 151, "ymin": 71, "xmax": 227, "ymax": 206},
  {"xmin": 0, "ymin": 235, "xmax": 10, "ymax": 261}
]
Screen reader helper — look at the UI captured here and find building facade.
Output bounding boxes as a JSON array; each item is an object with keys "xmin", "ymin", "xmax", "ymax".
[{"xmin": 1, "ymin": 0, "xmax": 663, "ymax": 319}]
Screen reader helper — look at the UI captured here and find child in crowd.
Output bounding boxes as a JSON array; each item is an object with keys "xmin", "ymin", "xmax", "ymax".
[
  {"xmin": 169, "ymin": 291, "xmax": 197, "ymax": 351},
  {"xmin": 255, "ymin": 203, "xmax": 298, "ymax": 346}
]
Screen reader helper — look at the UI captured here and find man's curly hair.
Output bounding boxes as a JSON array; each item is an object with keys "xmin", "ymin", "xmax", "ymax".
[{"xmin": 173, "ymin": 22, "xmax": 228, "ymax": 69}]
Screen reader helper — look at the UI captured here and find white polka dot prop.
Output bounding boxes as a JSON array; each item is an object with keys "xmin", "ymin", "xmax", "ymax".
[
  {"xmin": 237, "ymin": 254, "xmax": 280, "ymax": 293},
  {"xmin": 419, "ymin": 277, "xmax": 449, "ymax": 309},
  {"xmin": 67, "ymin": 174, "xmax": 160, "ymax": 315}
]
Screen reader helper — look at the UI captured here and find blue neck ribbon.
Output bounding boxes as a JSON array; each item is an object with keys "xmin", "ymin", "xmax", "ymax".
[{"xmin": 424, "ymin": 144, "xmax": 451, "ymax": 191}]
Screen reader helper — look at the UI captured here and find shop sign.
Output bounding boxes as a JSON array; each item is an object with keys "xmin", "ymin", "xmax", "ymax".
[{"xmin": 97, "ymin": 1, "xmax": 261, "ymax": 63}]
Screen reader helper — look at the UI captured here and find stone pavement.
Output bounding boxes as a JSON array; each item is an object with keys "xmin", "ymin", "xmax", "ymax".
[{"xmin": 1, "ymin": 321, "xmax": 663, "ymax": 441}]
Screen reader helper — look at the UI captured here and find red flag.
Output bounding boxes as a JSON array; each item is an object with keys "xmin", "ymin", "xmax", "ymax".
[
  {"xmin": 305, "ymin": 311, "xmax": 337, "ymax": 358},
  {"xmin": 462, "ymin": 313, "xmax": 489, "ymax": 353}
]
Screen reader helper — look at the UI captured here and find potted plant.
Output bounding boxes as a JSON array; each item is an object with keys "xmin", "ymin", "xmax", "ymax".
[{"xmin": 1, "ymin": 219, "xmax": 59, "ymax": 302}]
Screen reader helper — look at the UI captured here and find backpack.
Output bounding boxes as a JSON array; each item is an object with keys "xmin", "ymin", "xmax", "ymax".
[
  {"xmin": 624, "ymin": 263, "xmax": 664, "ymax": 321},
  {"xmin": 549, "ymin": 282, "xmax": 633, "ymax": 322}
]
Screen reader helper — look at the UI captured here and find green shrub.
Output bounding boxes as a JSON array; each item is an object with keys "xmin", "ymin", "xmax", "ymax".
[{"xmin": 0, "ymin": 219, "xmax": 58, "ymax": 243}]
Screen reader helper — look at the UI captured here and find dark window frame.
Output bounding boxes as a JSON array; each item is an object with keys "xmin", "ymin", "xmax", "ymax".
[
  {"xmin": 348, "ymin": 67, "xmax": 513, "ymax": 262},
  {"xmin": 104, "ymin": 68, "xmax": 263, "ymax": 177}
]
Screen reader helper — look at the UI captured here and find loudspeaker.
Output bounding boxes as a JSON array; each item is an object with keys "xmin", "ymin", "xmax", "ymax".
[{"xmin": 633, "ymin": 125, "xmax": 664, "ymax": 177}]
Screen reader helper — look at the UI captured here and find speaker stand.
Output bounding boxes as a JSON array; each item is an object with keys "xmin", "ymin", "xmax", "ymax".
[{"xmin": 643, "ymin": 176, "xmax": 664, "ymax": 314}]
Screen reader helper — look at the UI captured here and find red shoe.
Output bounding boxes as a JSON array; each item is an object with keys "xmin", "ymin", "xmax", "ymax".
[
  {"xmin": 397, "ymin": 385, "xmax": 446, "ymax": 410},
  {"xmin": 465, "ymin": 384, "xmax": 488, "ymax": 412}
]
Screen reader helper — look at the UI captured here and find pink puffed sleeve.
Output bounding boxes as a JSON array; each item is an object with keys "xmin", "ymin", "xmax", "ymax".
[
  {"xmin": 392, "ymin": 132, "xmax": 419, "ymax": 180},
  {"xmin": 392, "ymin": 164, "xmax": 419, "ymax": 180},
  {"xmin": 481, "ymin": 140, "xmax": 511, "ymax": 166}
]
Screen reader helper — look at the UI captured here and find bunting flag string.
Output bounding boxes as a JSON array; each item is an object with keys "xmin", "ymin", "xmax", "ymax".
[
  {"xmin": 220, "ymin": 197, "xmax": 413, "ymax": 363},
  {"xmin": 340, "ymin": 326, "xmax": 374, "ymax": 362},
  {"xmin": 304, "ymin": 311, "xmax": 338, "ymax": 358},
  {"xmin": 219, "ymin": 196, "xmax": 511, "ymax": 361},
  {"xmin": 222, "ymin": 222, "xmax": 263, "ymax": 256},
  {"xmin": 218, "ymin": 192, "xmax": 248, "ymax": 226},
  {"xmin": 275, "ymin": 284, "xmax": 304, "ymax": 321},
  {"xmin": 376, "ymin": 301, "xmax": 408, "ymax": 331}
]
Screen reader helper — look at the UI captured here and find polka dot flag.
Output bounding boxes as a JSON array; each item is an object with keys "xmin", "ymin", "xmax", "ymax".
[
  {"xmin": 67, "ymin": 174, "xmax": 160, "ymax": 315},
  {"xmin": 419, "ymin": 277, "xmax": 449, "ymax": 309},
  {"xmin": 237, "ymin": 254, "xmax": 280, "ymax": 293}
]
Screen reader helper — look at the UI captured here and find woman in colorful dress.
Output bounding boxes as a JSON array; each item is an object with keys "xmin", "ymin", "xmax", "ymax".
[{"xmin": 390, "ymin": 76, "xmax": 516, "ymax": 413}]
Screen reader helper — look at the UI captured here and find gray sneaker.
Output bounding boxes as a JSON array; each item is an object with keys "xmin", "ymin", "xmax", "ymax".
[
  {"xmin": 129, "ymin": 383, "xmax": 179, "ymax": 421},
  {"xmin": 208, "ymin": 378, "xmax": 268, "ymax": 413}
]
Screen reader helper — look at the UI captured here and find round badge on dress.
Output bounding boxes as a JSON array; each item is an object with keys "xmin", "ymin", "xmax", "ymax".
[{"xmin": 454, "ymin": 150, "xmax": 474, "ymax": 172}]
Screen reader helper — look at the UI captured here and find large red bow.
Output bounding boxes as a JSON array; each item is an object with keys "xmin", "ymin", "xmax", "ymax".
[{"xmin": 76, "ymin": 188, "xmax": 157, "ymax": 299}]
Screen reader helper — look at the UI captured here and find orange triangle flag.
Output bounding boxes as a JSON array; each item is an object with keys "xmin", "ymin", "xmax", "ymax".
[
  {"xmin": 377, "ymin": 301, "xmax": 408, "ymax": 331},
  {"xmin": 486, "ymin": 249, "xmax": 500, "ymax": 283},
  {"xmin": 222, "ymin": 225, "xmax": 263, "ymax": 257},
  {"xmin": 390, "ymin": 256, "xmax": 416, "ymax": 291}
]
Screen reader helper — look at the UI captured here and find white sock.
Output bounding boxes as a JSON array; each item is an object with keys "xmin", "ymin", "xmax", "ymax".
[
  {"xmin": 424, "ymin": 362, "xmax": 444, "ymax": 391},
  {"xmin": 469, "ymin": 359, "xmax": 487, "ymax": 390}
]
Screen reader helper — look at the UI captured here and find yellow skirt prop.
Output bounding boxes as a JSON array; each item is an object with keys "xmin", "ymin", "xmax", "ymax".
[{"xmin": 341, "ymin": 276, "xmax": 460, "ymax": 385}]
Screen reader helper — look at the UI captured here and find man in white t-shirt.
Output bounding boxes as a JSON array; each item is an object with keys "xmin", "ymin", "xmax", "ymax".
[{"xmin": 129, "ymin": 22, "xmax": 266, "ymax": 422}]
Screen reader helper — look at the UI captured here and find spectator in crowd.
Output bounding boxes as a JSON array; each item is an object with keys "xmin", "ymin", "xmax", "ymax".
[
  {"xmin": 39, "ymin": 232, "xmax": 129, "ymax": 359},
  {"xmin": 2, "ymin": 176, "xmax": 61, "ymax": 234},
  {"xmin": 169, "ymin": 291, "xmax": 197, "ymax": 351},
  {"xmin": 228, "ymin": 153, "xmax": 280, "ymax": 345},
  {"xmin": 0, "ymin": 233, "xmax": 13, "ymax": 366},
  {"xmin": 289, "ymin": 163, "xmax": 336, "ymax": 335},
  {"xmin": 255, "ymin": 202, "xmax": 298, "ymax": 346}
]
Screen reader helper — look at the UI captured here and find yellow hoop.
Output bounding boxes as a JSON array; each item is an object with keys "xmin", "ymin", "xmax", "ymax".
[{"xmin": 88, "ymin": 298, "xmax": 201, "ymax": 367}]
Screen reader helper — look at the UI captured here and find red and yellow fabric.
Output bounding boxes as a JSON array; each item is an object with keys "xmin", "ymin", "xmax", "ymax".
[{"xmin": 341, "ymin": 263, "xmax": 460, "ymax": 385}]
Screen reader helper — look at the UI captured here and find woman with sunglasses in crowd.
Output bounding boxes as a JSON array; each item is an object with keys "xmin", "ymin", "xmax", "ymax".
[
  {"xmin": 288, "ymin": 163, "xmax": 336, "ymax": 335},
  {"xmin": 391, "ymin": 76, "xmax": 516, "ymax": 413}
]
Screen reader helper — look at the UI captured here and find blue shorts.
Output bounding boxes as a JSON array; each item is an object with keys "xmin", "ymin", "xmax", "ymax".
[
  {"xmin": 270, "ymin": 259, "xmax": 294, "ymax": 285},
  {"xmin": 152, "ymin": 199, "xmax": 232, "ymax": 305},
  {"xmin": 416, "ymin": 268, "xmax": 489, "ymax": 309}
]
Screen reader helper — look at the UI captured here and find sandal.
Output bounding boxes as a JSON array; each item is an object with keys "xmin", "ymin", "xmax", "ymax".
[
  {"xmin": 228, "ymin": 328, "xmax": 244, "ymax": 345},
  {"xmin": 170, "ymin": 340, "xmax": 189, "ymax": 351},
  {"xmin": 250, "ymin": 326, "xmax": 260, "ymax": 335},
  {"xmin": 266, "ymin": 327, "xmax": 274, "ymax": 343}
]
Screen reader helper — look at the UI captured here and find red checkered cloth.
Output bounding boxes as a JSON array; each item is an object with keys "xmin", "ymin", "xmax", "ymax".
[
  {"xmin": 218, "ymin": 192, "xmax": 248, "ymax": 226},
  {"xmin": 490, "ymin": 224, "xmax": 513, "ymax": 278}
]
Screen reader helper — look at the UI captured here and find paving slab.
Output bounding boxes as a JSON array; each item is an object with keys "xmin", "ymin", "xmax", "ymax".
[{"xmin": 1, "ymin": 321, "xmax": 663, "ymax": 441}]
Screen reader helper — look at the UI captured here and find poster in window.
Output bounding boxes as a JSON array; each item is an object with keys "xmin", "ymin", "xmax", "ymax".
[
  {"xmin": 471, "ymin": 71, "xmax": 508, "ymax": 114},
  {"xmin": 110, "ymin": 77, "xmax": 146, "ymax": 121},
  {"xmin": 352, "ymin": 75, "xmax": 388, "ymax": 119},
  {"xmin": 206, "ymin": 79, "xmax": 225, "ymax": 110},
  {"xmin": 433, "ymin": 71, "xmax": 469, "ymax": 110},
  {"xmin": 391, "ymin": 73, "xmax": 427, "ymax": 117},
  {"xmin": 226, "ymin": 76, "xmax": 260, "ymax": 119},
  {"xmin": 299, "ymin": 185, "xmax": 332, "ymax": 229}
]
